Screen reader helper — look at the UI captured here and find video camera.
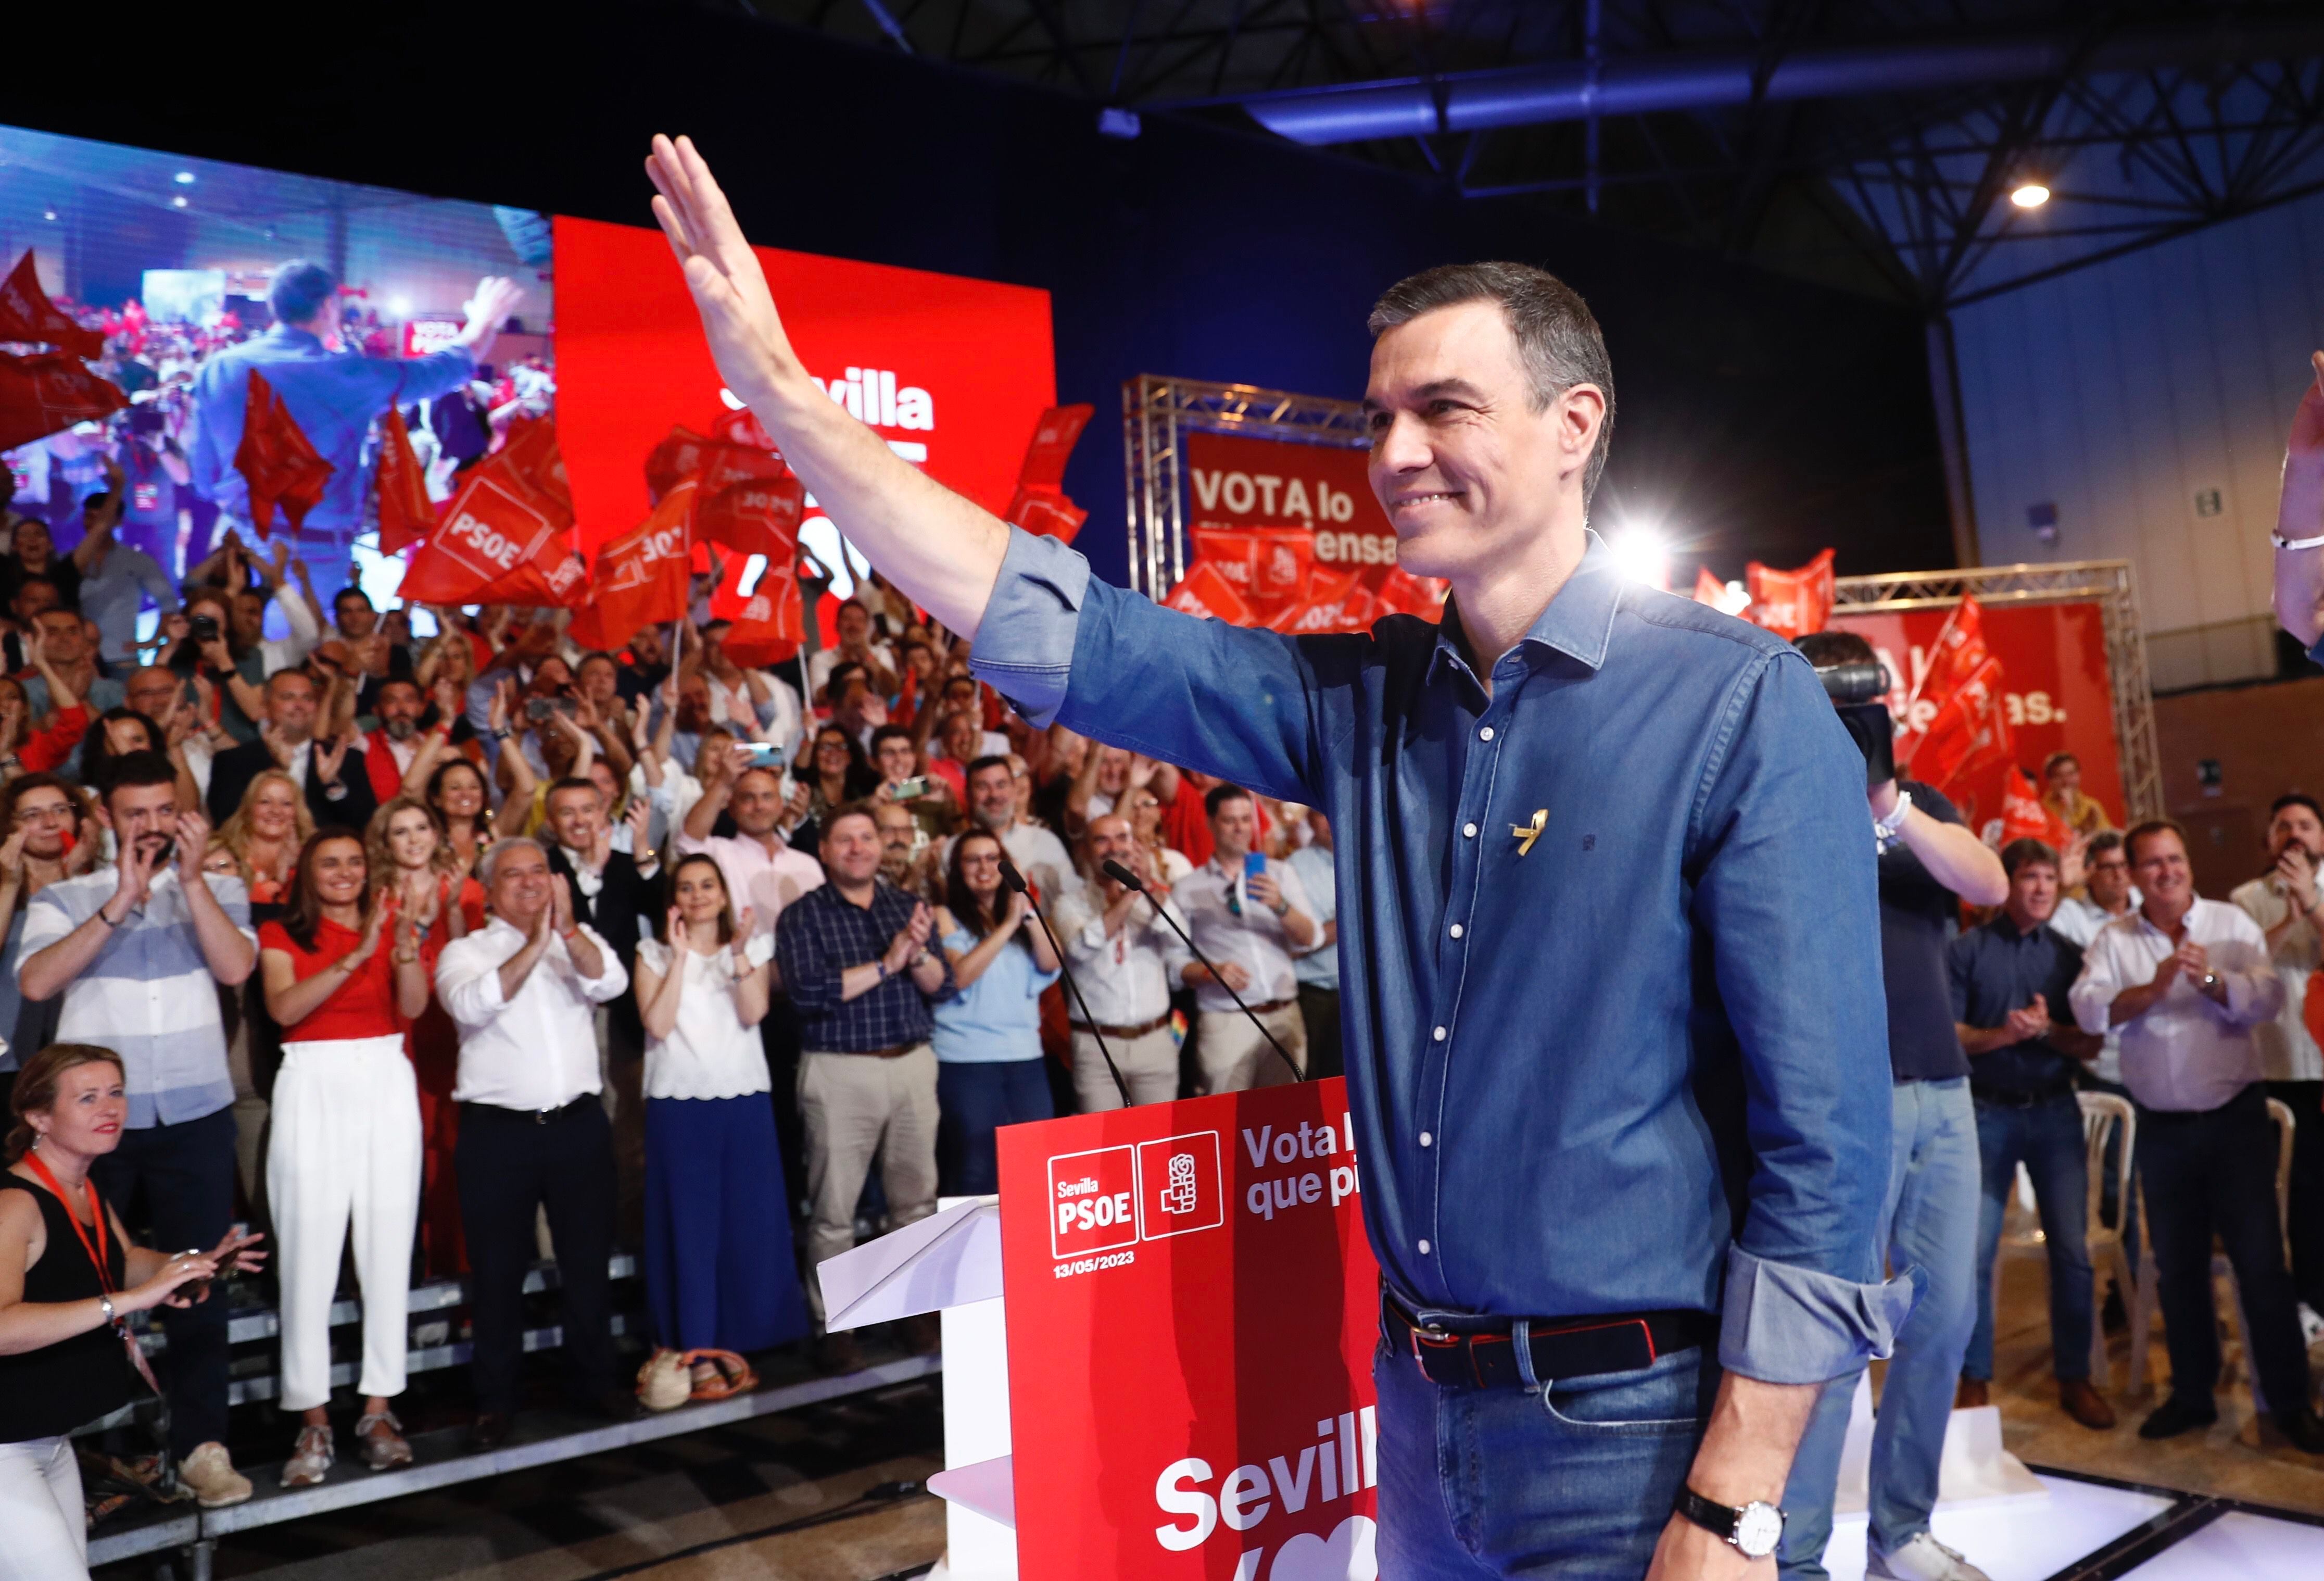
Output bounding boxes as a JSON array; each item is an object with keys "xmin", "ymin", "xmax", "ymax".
[{"xmin": 1813, "ymin": 660, "xmax": 1897, "ymax": 787}]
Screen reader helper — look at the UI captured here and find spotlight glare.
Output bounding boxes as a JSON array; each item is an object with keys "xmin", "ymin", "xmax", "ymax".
[
  {"xmin": 43, "ymin": 209, "xmax": 57, "ymax": 221},
  {"xmin": 173, "ymin": 170, "xmax": 196, "ymax": 185},
  {"xmin": 387, "ymin": 295, "xmax": 412, "ymax": 318},
  {"xmin": 1608, "ymin": 525, "xmax": 1669, "ymax": 590},
  {"xmin": 171, "ymin": 195, "xmax": 187, "ymax": 208},
  {"xmin": 2010, "ymin": 182, "xmax": 2051, "ymax": 209}
]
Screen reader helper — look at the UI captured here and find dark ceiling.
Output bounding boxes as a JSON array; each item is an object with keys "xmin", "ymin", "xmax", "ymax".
[{"xmin": 722, "ymin": 0, "xmax": 2324, "ymax": 310}]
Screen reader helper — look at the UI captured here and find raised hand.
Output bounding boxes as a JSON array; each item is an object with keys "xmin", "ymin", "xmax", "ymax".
[
  {"xmin": 110, "ymin": 829, "xmax": 157, "ymax": 917},
  {"xmin": 550, "ymin": 872, "xmax": 577, "ymax": 936},
  {"xmin": 0, "ymin": 825, "xmax": 28, "ymax": 884},
  {"xmin": 173, "ymin": 811, "xmax": 213, "ymax": 884},
  {"xmin": 350, "ymin": 889, "xmax": 394, "ymax": 965},
  {"xmin": 315, "ymin": 732, "xmax": 353, "ymax": 789},
  {"xmin": 646, "ymin": 135, "xmax": 799, "ymax": 412},
  {"xmin": 65, "ymin": 815, "xmax": 99, "ymax": 876},
  {"xmin": 665, "ymin": 904, "xmax": 687, "ymax": 951},
  {"xmin": 258, "ymin": 719, "xmax": 293, "ymax": 771},
  {"xmin": 1246, "ymin": 869, "xmax": 1283, "ymax": 914},
  {"xmin": 625, "ymin": 794, "xmax": 652, "ymax": 855},
  {"xmin": 730, "ymin": 908, "xmax": 756, "ymax": 973}
]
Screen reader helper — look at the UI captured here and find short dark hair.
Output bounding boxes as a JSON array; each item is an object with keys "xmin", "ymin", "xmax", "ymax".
[
  {"xmin": 2086, "ymin": 830, "xmax": 2126, "ymax": 862},
  {"xmin": 333, "ymin": 586, "xmax": 372, "ymax": 612},
  {"xmin": 1792, "ymin": 631, "xmax": 1876, "ymax": 669},
  {"xmin": 870, "ymin": 724, "xmax": 916, "ymax": 754},
  {"xmin": 966, "ymin": 754, "xmax": 1012, "ymax": 783},
  {"xmin": 2125, "ymin": 819, "xmax": 2189, "ymax": 864},
  {"xmin": 2042, "ymin": 750, "xmax": 2080, "ymax": 777},
  {"xmin": 1205, "ymin": 782, "xmax": 1253, "ymax": 819},
  {"xmin": 824, "ymin": 801, "xmax": 880, "ymax": 840},
  {"xmin": 269, "ymin": 259, "xmax": 337, "ymax": 325},
  {"xmin": 1368, "ymin": 262, "xmax": 1616, "ymax": 502},
  {"xmin": 545, "ymin": 775, "xmax": 601, "ymax": 808},
  {"xmin": 2000, "ymin": 837, "xmax": 2060, "ymax": 879},
  {"xmin": 2269, "ymin": 792, "xmax": 2323, "ymax": 825},
  {"xmin": 99, "ymin": 749, "xmax": 177, "ymax": 808},
  {"xmin": 11, "ymin": 574, "xmax": 58, "ymax": 609}
]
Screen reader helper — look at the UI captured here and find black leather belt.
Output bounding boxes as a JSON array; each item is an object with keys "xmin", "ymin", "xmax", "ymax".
[
  {"xmin": 463, "ymin": 1095, "xmax": 596, "ymax": 1125},
  {"xmin": 1383, "ymin": 1289, "xmax": 1715, "ymax": 1390},
  {"xmin": 1071, "ymin": 1012, "xmax": 1173, "ymax": 1038}
]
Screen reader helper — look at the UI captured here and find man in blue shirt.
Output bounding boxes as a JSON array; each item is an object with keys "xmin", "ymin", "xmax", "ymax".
[
  {"xmin": 650, "ymin": 136, "xmax": 1908, "ymax": 1577},
  {"xmin": 1950, "ymin": 838, "xmax": 2112, "ymax": 1431},
  {"xmin": 189, "ymin": 260, "xmax": 524, "ymax": 596}
]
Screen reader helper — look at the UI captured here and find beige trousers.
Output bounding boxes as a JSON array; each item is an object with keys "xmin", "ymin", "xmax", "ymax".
[
  {"xmin": 1195, "ymin": 1004, "xmax": 1307, "ymax": 1095},
  {"xmin": 799, "ymin": 1044, "xmax": 940, "ymax": 1322},
  {"xmin": 1071, "ymin": 1027, "xmax": 1182, "ymax": 1112}
]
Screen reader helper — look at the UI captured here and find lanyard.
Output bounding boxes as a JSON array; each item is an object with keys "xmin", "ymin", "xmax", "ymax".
[{"xmin": 20, "ymin": 1150, "xmax": 164, "ymax": 1396}]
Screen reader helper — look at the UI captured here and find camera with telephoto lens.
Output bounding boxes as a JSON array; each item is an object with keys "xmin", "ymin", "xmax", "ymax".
[
  {"xmin": 188, "ymin": 613, "xmax": 221, "ymax": 645},
  {"xmin": 1812, "ymin": 660, "xmax": 1898, "ymax": 787}
]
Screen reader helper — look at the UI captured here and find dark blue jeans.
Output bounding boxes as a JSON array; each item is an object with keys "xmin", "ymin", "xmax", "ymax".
[
  {"xmin": 1375, "ymin": 1332, "xmax": 1717, "ymax": 1576},
  {"xmin": 935, "ymin": 1058, "xmax": 1053, "ymax": 1197},
  {"xmin": 91, "ymin": 1106, "xmax": 237, "ymax": 1457},
  {"xmin": 2140, "ymin": 1085, "xmax": 2313, "ymax": 1415},
  {"xmin": 1966, "ymin": 1092, "xmax": 2093, "ymax": 1382}
]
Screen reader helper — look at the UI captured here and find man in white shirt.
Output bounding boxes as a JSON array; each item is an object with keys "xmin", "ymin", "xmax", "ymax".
[
  {"xmin": 1053, "ymin": 813, "xmax": 1188, "ymax": 1110},
  {"xmin": 2230, "ymin": 793, "xmax": 2324, "ymax": 1329},
  {"xmin": 2046, "ymin": 829, "xmax": 2143, "ymax": 1314},
  {"xmin": 676, "ymin": 748, "xmax": 825, "ymax": 944},
  {"xmin": 435, "ymin": 837, "xmax": 634, "ymax": 1447},
  {"xmin": 962, "ymin": 755, "xmax": 1078, "ymax": 913},
  {"xmin": 803, "ymin": 597, "xmax": 898, "ymax": 702},
  {"xmin": 1167, "ymin": 785, "xmax": 1316, "ymax": 1094},
  {"xmin": 2068, "ymin": 820, "xmax": 2323, "ymax": 1450}
]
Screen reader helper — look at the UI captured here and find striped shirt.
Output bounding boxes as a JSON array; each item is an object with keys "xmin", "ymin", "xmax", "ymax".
[
  {"xmin": 775, "ymin": 879, "xmax": 957, "ymax": 1053},
  {"xmin": 18, "ymin": 870, "xmax": 255, "ymax": 1128}
]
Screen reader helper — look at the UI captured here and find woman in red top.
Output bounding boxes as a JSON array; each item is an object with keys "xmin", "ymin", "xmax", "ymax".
[{"xmin": 257, "ymin": 829, "xmax": 432, "ymax": 1488}]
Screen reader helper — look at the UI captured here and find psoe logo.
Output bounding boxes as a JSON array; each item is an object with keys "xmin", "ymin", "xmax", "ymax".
[
  {"xmin": 1138, "ymin": 1132, "xmax": 1224, "ymax": 1241},
  {"xmin": 1049, "ymin": 1144, "xmax": 1138, "ymax": 1261}
]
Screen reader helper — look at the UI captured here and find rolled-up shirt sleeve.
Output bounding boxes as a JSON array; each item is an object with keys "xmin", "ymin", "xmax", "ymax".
[
  {"xmin": 1690, "ymin": 651, "xmax": 1914, "ymax": 1383},
  {"xmin": 436, "ymin": 937, "xmax": 509, "ymax": 1031},
  {"xmin": 571, "ymin": 926, "xmax": 628, "ymax": 1003},
  {"xmin": 2069, "ymin": 931, "xmax": 2129, "ymax": 1036}
]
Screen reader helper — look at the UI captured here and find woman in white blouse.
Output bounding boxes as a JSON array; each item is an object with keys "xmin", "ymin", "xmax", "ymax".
[{"xmin": 634, "ymin": 855, "xmax": 809, "ymax": 1390}]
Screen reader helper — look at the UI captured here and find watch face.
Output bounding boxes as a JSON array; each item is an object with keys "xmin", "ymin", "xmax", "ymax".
[{"xmin": 1733, "ymin": 1502, "xmax": 1784, "ymax": 1559}]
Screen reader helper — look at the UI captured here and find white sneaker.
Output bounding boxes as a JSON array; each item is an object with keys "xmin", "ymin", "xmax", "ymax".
[
  {"xmin": 1868, "ymin": 1532, "xmax": 1992, "ymax": 1581},
  {"xmin": 177, "ymin": 1441, "xmax": 254, "ymax": 1508}
]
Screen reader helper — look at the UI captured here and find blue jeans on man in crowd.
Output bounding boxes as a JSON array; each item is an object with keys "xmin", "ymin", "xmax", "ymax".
[
  {"xmin": 1781, "ymin": 1077, "xmax": 1980, "ymax": 1579},
  {"xmin": 1374, "ymin": 1328, "xmax": 1722, "ymax": 1576},
  {"xmin": 1965, "ymin": 1091, "xmax": 2093, "ymax": 1383}
]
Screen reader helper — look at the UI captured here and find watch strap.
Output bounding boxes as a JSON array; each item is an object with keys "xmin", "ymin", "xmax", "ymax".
[
  {"xmin": 2273, "ymin": 530, "xmax": 2324, "ymax": 550},
  {"xmin": 1672, "ymin": 1484, "xmax": 1784, "ymax": 1557}
]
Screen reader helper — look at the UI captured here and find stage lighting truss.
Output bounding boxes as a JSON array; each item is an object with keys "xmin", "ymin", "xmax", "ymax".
[
  {"xmin": 1122, "ymin": 373, "xmax": 1369, "ymax": 598},
  {"xmin": 1833, "ymin": 559, "xmax": 2161, "ymax": 823}
]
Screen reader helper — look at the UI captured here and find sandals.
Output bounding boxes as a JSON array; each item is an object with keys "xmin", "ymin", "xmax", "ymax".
[
  {"xmin": 687, "ymin": 1349, "xmax": 759, "ymax": 1401},
  {"xmin": 355, "ymin": 1410, "xmax": 413, "ymax": 1471},
  {"xmin": 281, "ymin": 1424, "xmax": 335, "ymax": 1488}
]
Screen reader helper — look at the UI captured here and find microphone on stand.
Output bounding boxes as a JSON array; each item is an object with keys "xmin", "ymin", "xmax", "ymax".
[
  {"xmin": 999, "ymin": 856, "xmax": 1131, "ymax": 1108},
  {"xmin": 1101, "ymin": 858, "xmax": 1305, "ymax": 1084}
]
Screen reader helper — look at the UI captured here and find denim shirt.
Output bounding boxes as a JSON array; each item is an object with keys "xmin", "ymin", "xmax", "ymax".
[{"xmin": 970, "ymin": 528, "xmax": 1910, "ymax": 1384}]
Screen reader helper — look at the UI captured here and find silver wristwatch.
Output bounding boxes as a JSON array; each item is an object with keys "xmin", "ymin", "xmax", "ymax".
[
  {"xmin": 2272, "ymin": 529, "xmax": 2324, "ymax": 550},
  {"xmin": 1673, "ymin": 1484, "xmax": 1785, "ymax": 1559},
  {"xmin": 98, "ymin": 1294, "xmax": 116, "ymax": 1325}
]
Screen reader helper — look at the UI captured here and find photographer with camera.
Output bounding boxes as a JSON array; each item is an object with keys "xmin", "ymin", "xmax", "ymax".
[{"xmin": 1783, "ymin": 630, "xmax": 2008, "ymax": 1581}]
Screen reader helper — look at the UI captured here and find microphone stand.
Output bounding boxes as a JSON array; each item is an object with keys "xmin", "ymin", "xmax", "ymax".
[
  {"xmin": 1101, "ymin": 858, "xmax": 1305, "ymax": 1084},
  {"xmin": 999, "ymin": 858, "xmax": 1132, "ymax": 1108}
]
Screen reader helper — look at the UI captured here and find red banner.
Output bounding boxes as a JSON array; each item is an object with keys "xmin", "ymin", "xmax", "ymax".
[
  {"xmin": 1745, "ymin": 549, "xmax": 1835, "ymax": 641},
  {"xmin": 236, "ymin": 371, "xmax": 334, "ymax": 539},
  {"xmin": 693, "ymin": 441, "xmax": 804, "ymax": 560},
  {"xmin": 400, "ymin": 418, "xmax": 584, "ymax": 607},
  {"xmin": 1829, "ymin": 600, "xmax": 2121, "ymax": 836},
  {"xmin": 1162, "ymin": 559, "xmax": 1256, "ymax": 625},
  {"xmin": 0, "ymin": 250, "xmax": 105, "ymax": 360},
  {"xmin": 572, "ymin": 479, "xmax": 696, "ymax": 651},
  {"xmin": 1998, "ymin": 765, "xmax": 2072, "ymax": 848},
  {"xmin": 0, "ymin": 350, "xmax": 127, "ymax": 454},
  {"xmin": 374, "ymin": 407, "xmax": 436, "ymax": 554},
  {"xmin": 1018, "ymin": 403, "xmax": 1093, "ymax": 490},
  {"xmin": 999, "ymin": 1079, "xmax": 1379, "ymax": 1580}
]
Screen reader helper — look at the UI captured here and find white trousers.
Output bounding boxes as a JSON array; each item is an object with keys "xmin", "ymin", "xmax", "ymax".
[
  {"xmin": 1071, "ymin": 1027, "xmax": 1181, "ymax": 1111},
  {"xmin": 1195, "ymin": 1004, "xmax": 1307, "ymax": 1094},
  {"xmin": 266, "ymin": 1035, "xmax": 422, "ymax": 1411},
  {"xmin": 0, "ymin": 1436, "xmax": 87, "ymax": 1580}
]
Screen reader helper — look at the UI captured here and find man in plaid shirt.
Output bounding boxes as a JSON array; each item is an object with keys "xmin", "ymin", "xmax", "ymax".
[{"xmin": 776, "ymin": 804, "xmax": 955, "ymax": 1367}]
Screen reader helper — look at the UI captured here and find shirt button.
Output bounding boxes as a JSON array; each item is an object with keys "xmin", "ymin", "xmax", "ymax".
[
  {"xmin": 1478, "ymin": 726, "xmax": 1495, "ymax": 742},
  {"xmin": 1433, "ymin": 1026, "xmax": 1447, "ymax": 1042},
  {"xmin": 1419, "ymin": 1131, "xmax": 1433, "ymax": 1147},
  {"xmin": 1449, "ymin": 923, "xmax": 1464, "ymax": 938},
  {"xmin": 1417, "ymin": 1239, "xmax": 1432, "ymax": 1255},
  {"xmin": 1463, "ymin": 822, "xmax": 1478, "ymax": 838}
]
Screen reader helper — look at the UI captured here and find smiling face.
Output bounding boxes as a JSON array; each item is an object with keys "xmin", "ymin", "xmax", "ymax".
[
  {"xmin": 487, "ymin": 842, "xmax": 553, "ymax": 928},
  {"xmin": 812, "ymin": 730, "xmax": 852, "ymax": 781},
  {"xmin": 546, "ymin": 784, "xmax": 605, "ymax": 852},
  {"xmin": 386, "ymin": 805, "xmax": 439, "ymax": 871},
  {"xmin": 823, "ymin": 811, "xmax": 882, "ymax": 886},
  {"xmin": 249, "ymin": 776, "xmax": 299, "ymax": 842},
  {"xmin": 10, "ymin": 782, "xmax": 77, "ymax": 861},
  {"xmin": 265, "ymin": 671, "xmax": 319, "ymax": 743},
  {"xmin": 2005, "ymin": 858, "xmax": 2061, "ymax": 930},
  {"xmin": 2131, "ymin": 827, "xmax": 2194, "ymax": 912},
  {"xmin": 124, "ymin": 667, "xmax": 181, "ymax": 722},
  {"xmin": 1208, "ymin": 793, "xmax": 1256, "ymax": 863},
  {"xmin": 730, "ymin": 769, "xmax": 786, "ymax": 838},
  {"xmin": 876, "ymin": 734, "xmax": 918, "ymax": 783},
  {"xmin": 968, "ymin": 764, "xmax": 1014, "ymax": 832},
  {"xmin": 104, "ymin": 779, "xmax": 179, "ymax": 856},
  {"xmin": 954, "ymin": 831, "xmax": 1004, "ymax": 903},
  {"xmin": 672, "ymin": 856, "xmax": 730, "ymax": 927},
  {"xmin": 26, "ymin": 1058, "xmax": 127, "ymax": 1158},
  {"xmin": 1363, "ymin": 299, "xmax": 1602, "ymax": 586},
  {"xmin": 433, "ymin": 762, "xmax": 486, "ymax": 822},
  {"xmin": 307, "ymin": 835, "xmax": 368, "ymax": 911},
  {"xmin": 375, "ymin": 680, "xmax": 424, "ymax": 738}
]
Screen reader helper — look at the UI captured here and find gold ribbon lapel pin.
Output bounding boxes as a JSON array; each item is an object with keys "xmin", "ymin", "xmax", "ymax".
[{"xmin": 1510, "ymin": 808, "xmax": 1547, "ymax": 856}]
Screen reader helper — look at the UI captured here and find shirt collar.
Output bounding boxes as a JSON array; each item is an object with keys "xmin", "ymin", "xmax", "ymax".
[
  {"xmin": 1989, "ymin": 911, "xmax": 2046, "ymax": 944},
  {"xmin": 263, "ymin": 324, "xmax": 325, "ymax": 352},
  {"xmin": 1425, "ymin": 531, "xmax": 1624, "ymax": 688}
]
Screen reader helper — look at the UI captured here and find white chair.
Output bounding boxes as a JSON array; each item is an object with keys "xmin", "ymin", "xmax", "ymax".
[
  {"xmin": 2077, "ymin": 1093, "xmax": 2137, "ymax": 1390},
  {"xmin": 2125, "ymin": 1096, "xmax": 2296, "ymax": 1408}
]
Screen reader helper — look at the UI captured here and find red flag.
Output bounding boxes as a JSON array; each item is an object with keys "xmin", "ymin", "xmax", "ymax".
[
  {"xmin": 374, "ymin": 407, "xmax": 436, "ymax": 554},
  {"xmin": 236, "ymin": 371, "xmax": 334, "ymax": 539},
  {"xmin": 1692, "ymin": 568, "xmax": 1726, "ymax": 606},
  {"xmin": 398, "ymin": 418, "xmax": 582, "ymax": 607},
  {"xmin": 645, "ymin": 424, "xmax": 712, "ymax": 503},
  {"xmin": 573, "ymin": 479, "xmax": 696, "ymax": 651},
  {"xmin": 1005, "ymin": 485, "xmax": 1088, "ymax": 544},
  {"xmin": 1904, "ymin": 607, "xmax": 2013, "ymax": 797},
  {"xmin": 1744, "ymin": 549, "xmax": 1835, "ymax": 641},
  {"xmin": 0, "ymin": 251, "xmax": 105, "ymax": 360},
  {"xmin": 1997, "ymin": 766, "xmax": 2073, "ymax": 848},
  {"xmin": 1017, "ymin": 404, "xmax": 1092, "ymax": 490},
  {"xmin": 1161, "ymin": 560, "xmax": 1254, "ymax": 623},
  {"xmin": 0, "ymin": 350, "xmax": 128, "ymax": 453},
  {"xmin": 694, "ymin": 441, "xmax": 803, "ymax": 558},
  {"xmin": 1192, "ymin": 524, "xmax": 1312, "ymax": 626},
  {"xmin": 715, "ymin": 556, "xmax": 806, "ymax": 669},
  {"xmin": 1282, "ymin": 566, "xmax": 1379, "ymax": 635},
  {"xmin": 1369, "ymin": 563, "xmax": 1449, "ymax": 620}
]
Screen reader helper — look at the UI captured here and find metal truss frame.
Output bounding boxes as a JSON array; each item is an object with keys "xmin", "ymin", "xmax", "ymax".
[
  {"xmin": 1122, "ymin": 372, "xmax": 1368, "ymax": 597},
  {"xmin": 1833, "ymin": 558, "xmax": 2160, "ymax": 822}
]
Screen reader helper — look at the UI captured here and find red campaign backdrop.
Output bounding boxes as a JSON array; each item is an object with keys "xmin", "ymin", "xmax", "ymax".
[
  {"xmin": 552, "ymin": 215, "xmax": 1057, "ymax": 556},
  {"xmin": 1828, "ymin": 601, "xmax": 2123, "ymax": 833},
  {"xmin": 999, "ymin": 1078, "xmax": 1380, "ymax": 1581}
]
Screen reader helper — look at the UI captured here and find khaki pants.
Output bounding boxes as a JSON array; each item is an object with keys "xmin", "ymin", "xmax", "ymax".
[
  {"xmin": 799, "ymin": 1044, "xmax": 940, "ymax": 1323},
  {"xmin": 1072, "ymin": 1027, "xmax": 1181, "ymax": 1112},
  {"xmin": 1195, "ymin": 1004, "xmax": 1306, "ymax": 1095}
]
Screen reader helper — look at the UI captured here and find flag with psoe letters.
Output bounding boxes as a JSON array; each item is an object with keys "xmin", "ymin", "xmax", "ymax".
[
  {"xmin": 399, "ymin": 418, "xmax": 585, "ymax": 607},
  {"xmin": 997, "ymin": 1080, "xmax": 1379, "ymax": 1580},
  {"xmin": 571, "ymin": 479, "xmax": 696, "ymax": 651},
  {"xmin": 0, "ymin": 349, "xmax": 127, "ymax": 454},
  {"xmin": 1161, "ymin": 559, "xmax": 1255, "ymax": 625},
  {"xmin": 1743, "ymin": 548, "xmax": 1835, "ymax": 641}
]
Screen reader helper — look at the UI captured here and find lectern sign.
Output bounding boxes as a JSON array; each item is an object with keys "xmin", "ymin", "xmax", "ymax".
[{"xmin": 998, "ymin": 1078, "xmax": 1381, "ymax": 1580}]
